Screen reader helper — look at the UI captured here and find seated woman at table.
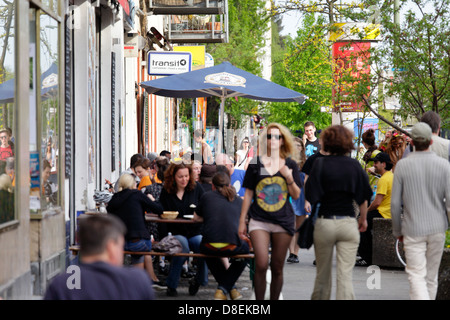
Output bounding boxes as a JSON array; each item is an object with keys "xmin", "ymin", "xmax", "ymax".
[
  {"xmin": 133, "ymin": 157, "xmax": 153, "ymax": 191},
  {"xmin": 107, "ymin": 173, "xmax": 166, "ymax": 289},
  {"xmin": 196, "ymin": 171, "xmax": 250, "ymax": 300},
  {"xmin": 158, "ymin": 161, "xmax": 206, "ymax": 297}
]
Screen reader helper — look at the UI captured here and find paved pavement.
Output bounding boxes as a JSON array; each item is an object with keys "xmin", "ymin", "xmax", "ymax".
[{"xmin": 153, "ymin": 246, "xmax": 410, "ymax": 300}]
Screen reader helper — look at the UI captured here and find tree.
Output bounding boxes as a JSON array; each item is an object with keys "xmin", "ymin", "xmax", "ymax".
[
  {"xmin": 273, "ymin": 0, "xmax": 450, "ymax": 129},
  {"xmin": 201, "ymin": 0, "xmax": 270, "ymax": 130},
  {"xmin": 268, "ymin": 13, "xmax": 332, "ymax": 133}
]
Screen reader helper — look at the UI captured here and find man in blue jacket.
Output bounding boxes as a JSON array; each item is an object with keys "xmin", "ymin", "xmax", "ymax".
[{"xmin": 44, "ymin": 215, "xmax": 155, "ymax": 300}]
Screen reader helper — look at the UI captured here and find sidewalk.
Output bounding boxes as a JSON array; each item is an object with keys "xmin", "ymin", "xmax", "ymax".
[{"xmin": 154, "ymin": 246, "xmax": 410, "ymax": 300}]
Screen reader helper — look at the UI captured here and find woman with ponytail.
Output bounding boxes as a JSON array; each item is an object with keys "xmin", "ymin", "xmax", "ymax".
[{"xmin": 195, "ymin": 171, "xmax": 250, "ymax": 300}]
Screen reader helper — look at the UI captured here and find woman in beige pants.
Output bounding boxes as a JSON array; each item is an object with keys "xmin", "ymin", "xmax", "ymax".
[{"xmin": 305, "ymin": 125, "xmax": 372, "ymax": 300}]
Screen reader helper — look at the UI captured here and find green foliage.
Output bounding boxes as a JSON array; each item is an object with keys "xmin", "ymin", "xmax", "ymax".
[
  {"xmin": 272, "ymin": 0, "xmax": 450, "ymax": 130},
  {"xmin": 446, "ymin": 229, "xmax": 450, "ymax": 249},
  {"xmin": 202, "ymin": 0, "xmax": 270, "ymax": 129},
  {"xmin": 267, "ymin": 13, "xmax": 332, "ymax": 133}
]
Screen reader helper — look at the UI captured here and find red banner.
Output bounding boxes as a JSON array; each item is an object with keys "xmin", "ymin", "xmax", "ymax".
[{"xmin": 332, "ymin": 41, "xmax": 371, "ymax": 112}]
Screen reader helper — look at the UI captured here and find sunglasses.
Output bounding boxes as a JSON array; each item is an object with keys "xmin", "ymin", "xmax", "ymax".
[
  {"xmin": 0, "ymin": 136, "xmax": 7, "ymax": 139},
  {"xmin": 267, "ymin": 134, "xmax": 282, "ymax": 140}
]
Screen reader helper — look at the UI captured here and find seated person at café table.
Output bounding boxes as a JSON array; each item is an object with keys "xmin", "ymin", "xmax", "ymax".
[
  {"xmin": 107, "ymin": 173, "xmax": 165, "ymax": 289},
  {"xmin": 158, "ymin": 161, "xmax": 207, "ymax": 297},
  {"xmin": 44, "ymin": 214, "xmax": 155, "ymax": 300},
  {"xmin": 196, "ymin": 171, "xmax": 250, "ymax": 300}
]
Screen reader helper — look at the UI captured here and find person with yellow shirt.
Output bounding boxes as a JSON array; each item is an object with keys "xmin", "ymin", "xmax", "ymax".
[{"xmin": 357, "ymin": 152, "xmax": 393, "ymax": 266}]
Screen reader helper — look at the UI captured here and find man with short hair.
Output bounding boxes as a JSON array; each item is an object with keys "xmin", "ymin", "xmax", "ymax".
[
  {"xmin": 357, "ymin": 152, "xmax": 393, "ymax": 266},
  {"xmin": 420, "ymin": 111, "xmax": 450, "ymax": 161},
  {"xmin": 215, "ymin": 153, "xmax": 245, "ymax": 197},
  {"xmin": 302, "ymin": 121, "xmax": 321, "ymax": 158},
  {"xmin": 160, "ymin": 150, "xmax": 171, "ymax": 160},
  {"xmin": 391, "ymin": 122, "xmax": 450, "ymax": 300},
  {"xmin": 44, "ymin": 215, "xmax": 155, "ymax": 300}
]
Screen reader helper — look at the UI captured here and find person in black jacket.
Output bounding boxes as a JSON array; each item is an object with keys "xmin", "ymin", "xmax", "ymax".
[
  {"xmin": 107, "ymin": 173, "xmax": 165, "ymax": 289},
  {"xmin": 44, "ymin": 215, "xmax": 155, "ymax": 300},
  {"xmin": 196, "ymin": 171, "xmax": 250, "ymax": 300},
  {"xmin": 159, "ymin": 161, "xmax": 206, "ymax": 297}
]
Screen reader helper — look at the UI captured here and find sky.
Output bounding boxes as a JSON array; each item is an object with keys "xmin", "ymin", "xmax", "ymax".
[{"xmin": 279, "ymin": 10, "xmax": 302, "ymax": 37}]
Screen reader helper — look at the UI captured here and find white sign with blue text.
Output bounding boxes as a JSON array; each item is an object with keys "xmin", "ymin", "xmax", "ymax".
[{"xmin": 148, "ymin": 51, "xmax": 192, "ymax": 76}]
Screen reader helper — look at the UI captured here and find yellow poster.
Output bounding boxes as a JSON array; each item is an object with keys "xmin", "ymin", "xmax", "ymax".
[{"xmin": 174, "ymin": 46, "xmax": 205, "ymax": 70}]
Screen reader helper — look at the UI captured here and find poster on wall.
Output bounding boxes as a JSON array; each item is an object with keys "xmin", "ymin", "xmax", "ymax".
[
  {"xmin": 29, "ymin": 151, "xmax": 41, "ymax": 211},
  {"xmin": 354, "ymin": 117, "xmax": 379, "ymax": 144}
]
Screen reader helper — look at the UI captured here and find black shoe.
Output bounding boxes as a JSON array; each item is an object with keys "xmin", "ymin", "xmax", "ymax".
[
  {"xmin": 152, "ymin": 280, "xmax": 167, "ymax": 290},
  {"xmin": 287, "ymin": 253, "xmax": 299, "ymax": 263},
  {"xmin": 159, "ymin": 264, "xmax": 170, "ymax": 276},
  {"xmin": 189, "ymin": 278, "xmax": 201, "ymax": 296},
  {"xmin": 181, "ymin": 269, "xmax": 195, "ymax": 278},
  {"xmin": 166, "ymin": 287, "xmax": 178, "ymax": 297}
]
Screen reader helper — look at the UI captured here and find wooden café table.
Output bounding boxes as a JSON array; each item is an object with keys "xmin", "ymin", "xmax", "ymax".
[{"xmin": 145, "ymin": 213, "xmax": 198, "ymax": 224}]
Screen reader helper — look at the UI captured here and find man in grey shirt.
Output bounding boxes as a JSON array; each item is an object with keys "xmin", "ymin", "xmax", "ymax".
[
  {"xmin": 420, "ymin": 111, "xmax": 450, "ymax": 161},
  {"xmin": 391, "ymin": 122, "xmax": 450, "ymax": 300}
]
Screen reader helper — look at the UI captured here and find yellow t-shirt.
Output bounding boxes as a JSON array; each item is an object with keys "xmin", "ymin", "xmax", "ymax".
[{"xmin": 376, "ymin": 170, "xmax": 393, "ymax": 219}]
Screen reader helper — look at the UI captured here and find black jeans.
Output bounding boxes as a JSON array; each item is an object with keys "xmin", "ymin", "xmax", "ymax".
[
  {"xmin": 200, "ymin": 241, "xmax": 250, "ymax": 293},
  {"xmin": 358, "ymin": 209, "xmax": 382, "ymax": 264}
]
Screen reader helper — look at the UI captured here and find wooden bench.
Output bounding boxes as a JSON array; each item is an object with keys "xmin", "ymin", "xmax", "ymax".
[{"xmin": 69, "ymin": 245, "xmax": 255, "ymax": 260}]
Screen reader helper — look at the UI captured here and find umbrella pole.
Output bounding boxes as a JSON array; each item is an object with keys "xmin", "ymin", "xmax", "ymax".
[{"xmin": 218, "ymin": 91, "xmax": 225, "ymax": 154}]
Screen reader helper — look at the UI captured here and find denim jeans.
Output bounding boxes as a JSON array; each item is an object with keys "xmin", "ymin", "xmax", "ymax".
[
  {"xmin": 166, "ymin": 234, "xmax": 208, "ymax": 289},
  {"xmin": 200, "ymin": 242, "xmax": 250, "ymax": 293},
  {"xmin": 124, "ymin": 239, "xmax": 152, "ymax": 264}
]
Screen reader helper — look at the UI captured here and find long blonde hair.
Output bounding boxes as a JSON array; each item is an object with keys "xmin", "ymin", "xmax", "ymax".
[{"xmin": 258, "ymin": 123, "xmax": 295, "ymax": 159}]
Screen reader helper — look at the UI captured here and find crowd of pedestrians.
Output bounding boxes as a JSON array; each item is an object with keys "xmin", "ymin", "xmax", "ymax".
[{"xmin": 44, "ymin": 111, "xmax": 449, "ymax": 300}]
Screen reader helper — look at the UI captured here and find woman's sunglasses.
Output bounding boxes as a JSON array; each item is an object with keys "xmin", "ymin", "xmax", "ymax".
[{"xmin": 267, "ymin": 134, "xmax": 282, "ymax": 140}]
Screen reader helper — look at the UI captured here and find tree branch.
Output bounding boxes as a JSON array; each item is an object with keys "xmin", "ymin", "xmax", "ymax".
[{"xmin": 361, "ymin": 95, "xmax": 410, "ymax": 136}]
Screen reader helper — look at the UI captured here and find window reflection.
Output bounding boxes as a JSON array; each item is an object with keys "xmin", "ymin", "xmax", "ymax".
[
  {"xmin": 39, "ymin": 11, "xmax": 59, "ymax": 209},
  {"xmin": 0, "ymin": 0, "xmax": 16, "ymax": 224}
]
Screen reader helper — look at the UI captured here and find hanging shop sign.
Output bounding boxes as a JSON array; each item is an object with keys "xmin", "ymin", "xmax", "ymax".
[{"xmin": 147, "ymin": 51, "xmax": 192, "ymax": 76}]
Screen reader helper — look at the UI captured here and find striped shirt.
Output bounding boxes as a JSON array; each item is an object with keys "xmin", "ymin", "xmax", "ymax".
[{"xmin": 391, "ymin": 151, "xmax": 450, "ymax": 238}]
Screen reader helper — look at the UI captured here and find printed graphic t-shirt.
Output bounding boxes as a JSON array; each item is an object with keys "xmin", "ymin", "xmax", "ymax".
[
  {"xmin": 0, "ymin": 145, "xmax": 13, "ymax": 161},
  {"xmin": 243, "ymin": 157, "xmax": 303, "ymax": 235},
  {"xmin": 305, "ymin": 139, "xmax": 321, "ymax": 158}
]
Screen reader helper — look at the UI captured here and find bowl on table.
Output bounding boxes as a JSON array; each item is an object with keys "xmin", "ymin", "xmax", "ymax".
[{"xmin": 161, "ymin": 211, "xmax": 179, "ymax": 220}]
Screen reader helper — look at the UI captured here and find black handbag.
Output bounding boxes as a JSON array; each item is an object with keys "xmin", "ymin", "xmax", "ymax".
[
  {"xmin": 297, "ymin": 204, "xmax": 319, "ymax": 249},
  {"xmin": 296, "ymin": 157, "xmax": 324, "ymax": 250}
]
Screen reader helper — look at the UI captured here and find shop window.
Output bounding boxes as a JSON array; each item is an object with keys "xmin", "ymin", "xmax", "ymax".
[
  {"xmin": 0, "ymin": 0, "xmax": 16, "ymax": 225},
  {"xmin": 29, "ymin": 9, "xmax": 60, "ymax": 213}
]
